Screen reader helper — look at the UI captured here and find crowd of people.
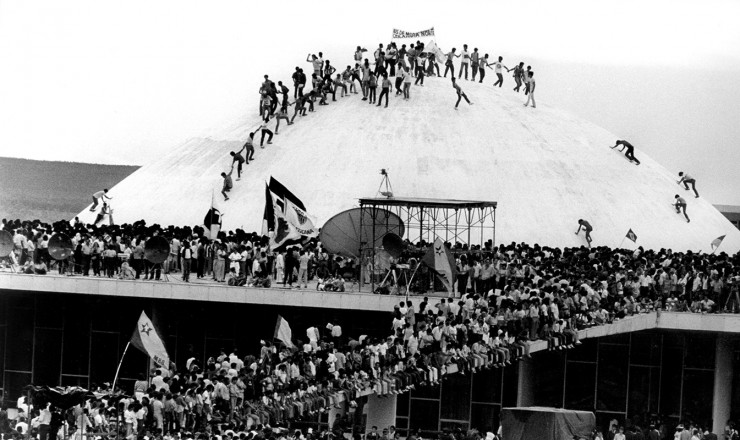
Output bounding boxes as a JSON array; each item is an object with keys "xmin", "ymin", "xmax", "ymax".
[
  {"xmin": 3, "ymin": 215, "xmax": 740, "ymax": 440},
  {"xmin": 214, "ymin": 41, "xmax": 537, "ymax": 201}
]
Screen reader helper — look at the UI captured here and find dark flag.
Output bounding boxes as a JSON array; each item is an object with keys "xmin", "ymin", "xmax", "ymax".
[{"xmin": 626, "ymin": 229, "xmax": 637, "ymax": 243}]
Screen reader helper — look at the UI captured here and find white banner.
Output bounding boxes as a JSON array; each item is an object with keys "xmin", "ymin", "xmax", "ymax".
[{"xmin": 392, "ymin": 27, "xmax": 435, "ymax": 39}]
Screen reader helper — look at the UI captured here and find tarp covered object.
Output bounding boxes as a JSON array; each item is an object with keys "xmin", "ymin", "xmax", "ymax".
[{"xmin": 501, "ymin": 407, "xmax": 595, "ymax": 440}]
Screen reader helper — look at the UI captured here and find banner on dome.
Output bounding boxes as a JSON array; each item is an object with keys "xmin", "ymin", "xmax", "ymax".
[{"xmin": 392, "ymin": 27, "xmax": 435, "ymax": 39}]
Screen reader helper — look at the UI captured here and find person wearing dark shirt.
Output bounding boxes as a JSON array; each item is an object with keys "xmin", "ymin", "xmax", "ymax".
[
  {"xmin": 575, "ymin": 219, "xmax": 593, "ymax": 246},
  {"xmin": 611, "ymin": 140, "xmax": 641, "ymax": 165}
]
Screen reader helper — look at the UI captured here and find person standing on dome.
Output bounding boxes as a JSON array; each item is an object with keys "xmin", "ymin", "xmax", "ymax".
[
  {"xmin": 677, "ymin": 172, "xmax": 700, "ymax": 198},
  {"xmin": 458, "ymin": 44, "xmax": 471, "ymax": 80},
  {"xmin": 361, "ymin": 59, "xmax": 372, "ymax": 100},
  {"xmin": 492, "ymin": 56, "xmax": 510, "ymax": 87},
  {"xmin": 451, "ymin": 77, "xmax": 472, "ymax": 109},
  {"xmin": 674, "ymin": 195, "xmax": 690, "ymax": 222},
  {"xmin": 377, "ymin": 73, "xmax": 391, "ymax": 108},
  {"xmin": 471, "ymin": 48, "xmax": 481, "ymax": 81},
  {"xmin": 524, "ymin": 71, "xmax": 536, "ymax": 108},
  {"xmin": 611, "ymin": 140, "xmax": 641, "ymax": 165},
  {"xmin": 443, "ymin": 48, "xmax": 460, "ymax": 78},
  {"xmin": 512, "ymin": 62, "xmax": 525, "ymax": 92},
  {"xmin": 403, "ymin": 67, "xmax": 412, "ymax": 100},
  {"xmin": 307, "ymin": 53, "xmax": 322, "ymax": 78},
  {"xmin": 575, "ymin": 219, "xmax": 593, "ymax": 246},
  {"xmin": 258, "ymin": 121, "xmax": 273, "ymax": 148},
  {"xmin": 367, "ymin": 71, "xmax": 378, "ymax": 104},
  {"xmin": 524, "ymin": 65, "xmax": 533, "ymax": 94},
  {"xmin": 477, "ymin": 54, "xmax": 492, "ymax": 83}
]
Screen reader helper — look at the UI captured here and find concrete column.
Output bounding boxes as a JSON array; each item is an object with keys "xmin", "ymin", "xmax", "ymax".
[
  {"xmin": 517, "ymin": 358, "xmax": 535, "ymax": 407},
  {"xmin": 712, "ymin": 335, "xmax": 734, "ymax": 435},
  {"xmin": 365, "ymin": 394, "xmax": 397, "ymax": 431}
]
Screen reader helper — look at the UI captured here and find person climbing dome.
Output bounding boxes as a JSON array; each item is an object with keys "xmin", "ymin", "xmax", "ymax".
[
  {"xmin": 674, "ymin": 195, "xmax": 690, "ymax": 222},
  {"xmin": 229, "ymin": 149, "xmax": 246, "ymax": 180},
  {"xmin": 492, "ymin": 56, "xmax": 510, "ymax": 87},
  {"xmin": 274, "ymin": 104, "xmax": 293, "ymax": 134},
  {"xmin": 90, "ymin": 189, "xmax": 112, "ymax": 212},
  {"xmin": 242, "ymin": 133, "xmax": 255, "ymax": 162},
  {"xmin": 524, "ymin": 71, "xmax": 536, "ymax": 108},
  {"xmin": 677, "ymin": 172, "xmax": 700, "ymax": 198},
  {"xmin": 367, "ymin": 71, "xmax": 377, "ymax": 104},
  {"xmin": 443, "ymin": 48, "xmax": 460, "ymax": 78},
  {"xmin": 221, "ymin": 168, "xmax": 234, "ymax": 201},
  {"xmin": 611, "ymin": 140, "xmax": 641, "ymax": 165},
  {"xmin": 452, "ymin": 77, "xmax": 472, "ymax": 109},
  {"xmin": 258, "ymin": 122, "xmax": 273, "ymax": 148},
  {"xmin": 575, "ymin": 219, "xmax": 593, "ymax": 246}
]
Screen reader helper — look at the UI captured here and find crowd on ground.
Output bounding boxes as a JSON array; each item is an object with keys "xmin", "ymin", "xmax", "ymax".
[
  {"xmin": 216, "ymin": 41, "xmax": 537, "ymax": 202},
  {"xmin": 3, "ymin": 216, "xmax": 740, "ymax": 314},
  {"xmin": 3, "ymin": 217, "xmax": 740, "ymax": 439}
]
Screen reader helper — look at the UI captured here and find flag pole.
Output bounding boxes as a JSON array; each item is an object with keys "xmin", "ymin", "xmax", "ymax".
[
  {"xmin": 617, "ymin": 236, "xmax": 626, "ymax": 250},
  {"xmin": 112, "ymin": 341, "xmax": 131, "ymax": 392}
]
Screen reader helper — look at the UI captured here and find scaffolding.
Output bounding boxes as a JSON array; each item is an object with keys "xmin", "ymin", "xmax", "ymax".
[{"xmin": 358, "ymin": 196, "xmax": 497, "ymax": 294}]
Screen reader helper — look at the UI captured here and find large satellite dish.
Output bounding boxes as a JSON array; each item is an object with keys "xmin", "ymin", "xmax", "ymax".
[
  {"xmin": 0, "ymin": 230, "xmax": 13, "ymax": 257},
  {"xmin": 144, "ymin": 236, "xmax": 170, "ymax": 264},
  {"xmin": 48, "ymin": 233, "xmax": 74, "ymax": 261},
  {"xmin": 319, "ymin": 208, "xmax": 405, "ymax": 258}
]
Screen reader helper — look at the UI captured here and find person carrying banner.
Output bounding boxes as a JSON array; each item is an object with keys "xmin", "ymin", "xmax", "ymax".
[
  {"xmin": 452, "ymin": 77, "xmax": 472, "ymax": 109},
  {"xmin": 677, "ymin": 172, "xmax": 700, "ymax": 198},
  {"xmin": 221, "ymin": 168, "xmax": 234, "ymax": 201},
  {"xmin": 674, "ymin": 195, "xmax": 690, "ymax": 222},
  {"xmin": 444, "ymin": 48, "xmax": 460, "ymax": 78},
  {"xmin": 575, "ymin": 219, "xmax": 593, "ymax": 246}
]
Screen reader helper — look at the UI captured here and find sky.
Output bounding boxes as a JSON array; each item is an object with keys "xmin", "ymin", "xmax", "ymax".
[{"xmin": 1, "ymin": 0, "xmax": 739, "ymax": 203}]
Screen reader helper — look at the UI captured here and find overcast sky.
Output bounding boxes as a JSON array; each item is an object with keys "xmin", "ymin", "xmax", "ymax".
[{"xmin": 1, "ymin": 0, "xmax": 739, "ymax": 203}]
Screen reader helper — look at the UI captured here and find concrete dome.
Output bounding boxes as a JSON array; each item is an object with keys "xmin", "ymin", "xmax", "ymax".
[{"xmin": 77, "ymin": 77, "xmax": 740, "ymax": 253}]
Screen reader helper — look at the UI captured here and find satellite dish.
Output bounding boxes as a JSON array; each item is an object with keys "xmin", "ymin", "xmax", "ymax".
[
  {"xmin": 144, "ymin": 236, "xmax": 170, "ymax": 264},
  {"xmin": 0, "ymin": 230, "xmax": 13, "ymax": 257},
  {"xmin": 319, "ymin": 208, "xmax": 405, "ymax": 258},
  {"xmin": 382, "ymin": 233, "xmax": 405, "ymax": 258},
  {"xmin": 48, "ymin": 233, "xmax": 73, "ymax": 261}
]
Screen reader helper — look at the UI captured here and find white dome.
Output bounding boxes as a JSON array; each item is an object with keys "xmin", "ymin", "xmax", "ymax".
[{"xmin": 77, "ymin": 77, "xmax": 740, "ymax": 253}]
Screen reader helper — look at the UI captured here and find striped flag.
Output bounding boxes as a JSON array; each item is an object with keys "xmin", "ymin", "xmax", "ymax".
[
  {"xmin": 274, "ymin": 315, "xmax": 294, "ymax": 348},
  {"xmin": 626, "ymin": 229, "xmax": 637, "ymax": 243},
  {"xmin": 711, "ymin": 235, "xmax": 726, "ymax": 250},
  {"xmin": 130, "ymin": 311, "xmax": 170, "ymax": 369}
]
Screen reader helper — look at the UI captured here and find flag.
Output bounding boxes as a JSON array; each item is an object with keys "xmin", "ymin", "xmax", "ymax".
[
  {"xmin": 130, "ymin": 311, "xmax": 170, "ymax": 369},
  {"xmin": 263, "ymin": 177, "xmax": 317, "ymax": 248},
  {"xmin": 421, "ymin": 238, "xmax": 457, "ymax": 295},
  {"xmin": 203, "ymin": 207, "xmax": 222, "ymax": 239},
  {"xmin": 284, "ymin": 199, "xmax": 318, "ymax": 238},
  {"xmin": 626, "ymin": 229, "xmax": 637, "ymax": 243},
  {"xmin": 274, "ymin": 315, "xmax": 294, "ymax": 348},
  {"xmin": 711, "ymin": 235, "xmax": 726, "ymax": 250}
]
